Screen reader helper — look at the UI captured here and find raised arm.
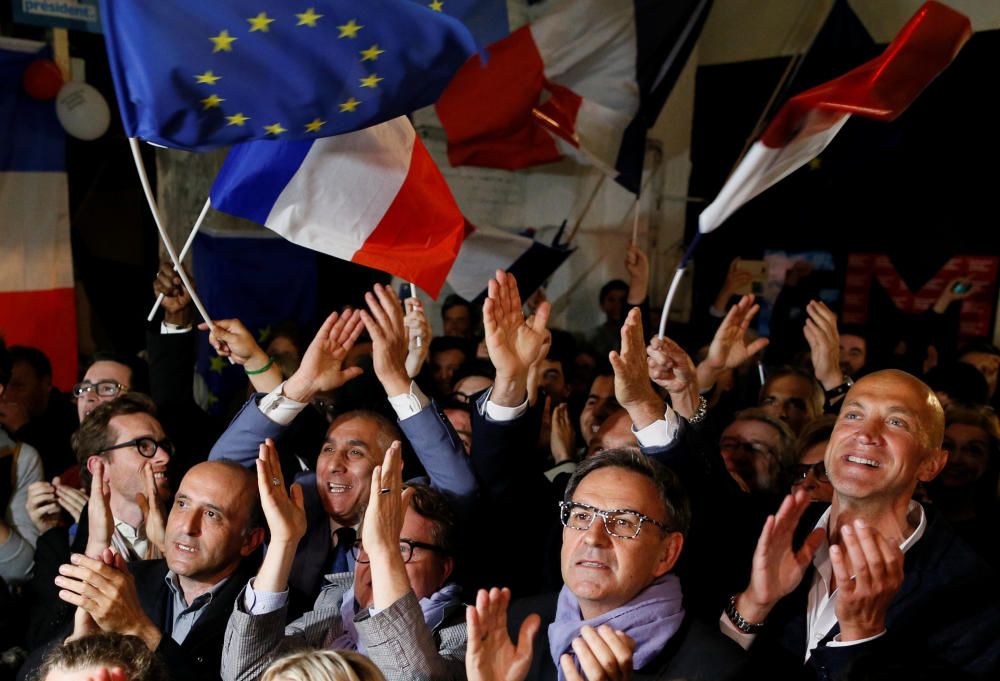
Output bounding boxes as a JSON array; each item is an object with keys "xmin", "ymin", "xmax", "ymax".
[
  {"xmin": 210, "ymin": 309, "xmax": 364, "ymax": 464},
  {"xmin": 362, "ymin": 284, "xmax": 477, "ymax": 501}
]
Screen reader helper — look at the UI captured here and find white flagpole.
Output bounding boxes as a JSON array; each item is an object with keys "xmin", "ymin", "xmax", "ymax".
[
  {"xmin": 147, "ymin": 197, "xmax": 211, "ymax": 322},
  {"xmin": 128, "ymin": 138, "xmax": 215, "ymax": 330},
  {"xmin": 407, "ymin": 282, "xmax": 422, "ymax": 348}
]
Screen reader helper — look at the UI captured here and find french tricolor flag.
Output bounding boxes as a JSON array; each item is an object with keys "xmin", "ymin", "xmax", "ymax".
[
  {"xmin": 210, "ymin": 116, "xmax": 466, "ymax": 298},
  {"xmin": 0, "ymin": 44, "xmax": 77, "ymax": 390},
  {"xmin": 698, "ymin": 1, "xmax": 971, "ymax": 234},
  {"xmin": 435, "ymin": 0, "xmax": 713, "ymax": 193}
]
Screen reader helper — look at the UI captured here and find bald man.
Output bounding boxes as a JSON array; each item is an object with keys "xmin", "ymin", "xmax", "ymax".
[{"xmin": 721, "ymin": 370, "xmax": 1000, "ymax": 680}]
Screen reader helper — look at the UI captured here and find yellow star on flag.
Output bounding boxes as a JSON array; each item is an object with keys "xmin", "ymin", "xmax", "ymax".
[
  {"xmin": 265, "ymin": 122, "xmax": 287, "ymax": 135},
  {"xmin": 205, "ymin": 392, "xmax": 220, "ymax": 407},
  {"xmin": 210, "ymin": 30, "xmax": 237, "ymax": 52},
  {"xmin": 296, "ymin": 7, "xmax": 323, "ymax": 27},
  {"xmin": 226, "ymin": 112, "xmax": 250, "ymax": 126},
  {"xmin": 360, "ymin": 44, "xmax": 385, "ymax": 62},
  {"xmin": 247, "ymin": 12, "xmax": 275, "ymax": 32},
  {"xmin": 257, "ymin": 326, "xmax": 272, "ymax": 343},
  {"xmin": 210, "ymin": 356, "xmax": 227, "ymax": 374},
  {"xmin": 429, "ymin": 0, "xmax": 445, "ymax": 11},
  {"xmin": 359, "ymin": 73, "xmax": 383, "ymax": 88},
  {"xmin": 337, "ymin": 19, "xmax": 363, "ymax": 38},
  {"xmin": 339, "ymin": 97, "xmax": 361, "ymax": 112},
  {"xmin": 194, "ymin": 70, "xmax": 221, "ymax": 85},
  {"xmin": 305, "ymin": 118, "xmax": 326, "ymax": 133},
  {"xmin": 200, "ymin": 93, "xmax": 225, "ymax": 110}
]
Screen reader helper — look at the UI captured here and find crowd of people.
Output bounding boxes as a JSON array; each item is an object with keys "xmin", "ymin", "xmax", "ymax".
[{"xmin": 1, "ymin": 248, "xmax": 998, "ymax": 681}]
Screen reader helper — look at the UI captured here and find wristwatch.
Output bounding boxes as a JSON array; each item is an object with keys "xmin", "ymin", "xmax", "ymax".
[
  {"xmin": 824, "ymin": 375, "xmax": 854, "ymax": 402},
  {"xmin": 725, "ymin": 594, "xmax": 766, "ymax": 634}
]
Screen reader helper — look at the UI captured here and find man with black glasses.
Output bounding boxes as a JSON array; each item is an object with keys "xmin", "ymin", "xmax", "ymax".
[
  {"xmin": 465, "ymin": 449, "xmax": 746, "ymax": 681},
  {"xmin": 25, "ymin": 394, "xmax": 173, "ymax": 647}
]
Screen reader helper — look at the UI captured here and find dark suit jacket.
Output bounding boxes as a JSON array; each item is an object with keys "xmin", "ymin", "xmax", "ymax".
[
  {"xmin": 507, "ymin": 591, "xmax": 746, "ymax": 681},
  {"xmin": 750, "ymin": 506, "xmax": 1000, "ymax": 681},
  {"xmin": 20, "ymin": 557, "xmax": 257, "ymax": 681},
  {"xmin": 133, "ymin": 559, "xmax": 257, "ymax": 681}
]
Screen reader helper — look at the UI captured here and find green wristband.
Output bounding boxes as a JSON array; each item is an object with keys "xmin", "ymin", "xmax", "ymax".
[{"xmin": 245, "ymin": 357, "xmax": 275, "ymax": 375}]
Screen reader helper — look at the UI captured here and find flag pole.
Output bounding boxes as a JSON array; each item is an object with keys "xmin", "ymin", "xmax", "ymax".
[
  {"xmin": 564, "ymin": 174, "xmax": 605, "ymax": 246},
  {"xmin": 407, "ymin": 282, "xmax": 422, "ymax": 348},
  {"xmin": 147, "ymin": 197, "xmax": 211, "ymax": 321},
  {"xmin": 128, "ymin": 138, "xmax": 215, "ymax": 330},
  {"xmin": 656, "ymin": 231, "xmax": 702, "ymax": 339},
  {"xmin": 630, "ymin": 196, "xmax": 641, "ymax": 246}
]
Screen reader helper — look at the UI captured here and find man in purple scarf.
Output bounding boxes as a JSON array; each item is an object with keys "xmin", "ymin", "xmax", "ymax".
[{"xmin": 465, "ymin": 449, "xmax": 746, "ymax": 681}]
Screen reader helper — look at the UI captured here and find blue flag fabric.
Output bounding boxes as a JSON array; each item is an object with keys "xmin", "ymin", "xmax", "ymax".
[
  {"xmin": 192, "ymin": 231, "xmax": 318, "ymax": 413},
  {"xmin": 98, "ymin": 0, "xmax": 478, "ymax": 151}
]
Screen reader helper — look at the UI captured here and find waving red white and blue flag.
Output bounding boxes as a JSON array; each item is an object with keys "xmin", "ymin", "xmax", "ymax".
[
  {"xmin": 210, "ymin": 117, "xmax": 466, "ymax": 298},
  {"xmin": 436, "ymin": 0, "xmax": 713, "ymax": 193},
  {"xmin": 698, "ymin": 1, "xmax": 971, "ymax": 234}
]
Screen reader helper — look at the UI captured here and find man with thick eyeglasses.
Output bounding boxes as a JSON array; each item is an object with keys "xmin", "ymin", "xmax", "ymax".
[
  {"xmin": 465, "ymin": 449, "xmax": 745, "ymax": 681},
  {"xmin": 222, "ymin": 440, "xmax": 466, "ymax": 681},
  {"xmin": 25, "ymin": 394, "xmax": 174, "ymax": 647}
]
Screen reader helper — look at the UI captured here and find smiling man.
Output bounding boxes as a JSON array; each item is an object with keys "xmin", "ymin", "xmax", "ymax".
[{"xmin": 722, "ymin": 369, "xmax": 1000, "ymax": 680}]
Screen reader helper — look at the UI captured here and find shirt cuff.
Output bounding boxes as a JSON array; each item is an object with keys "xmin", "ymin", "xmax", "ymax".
[
  {"xmin": 160, "ymin": 321, "xmax": 193, "ymax": 335},
  {"xmin": 258, "ymin": 381, "xmax": 309, "ymax": 426},
  {"xmin": 387, "ymin": 381, "xmax": 430, "ymax": 421},
  {"xmin": 827, "ymin": 630, "xmax": 886, "ymax": 647},
  {"xmin": 243, "ymin": 577, "xmax": 289, "ymax": 615},
  {"xmin": 719, "ymin": 612, "xmax": 756, "ymax": 651},
  {"xmin": 485, "ymin": 396, "xmax": 528, "ymax": 421},
  {"xmin": 633, "ymin": 406, "xmax": 681, "ymax": 448}
]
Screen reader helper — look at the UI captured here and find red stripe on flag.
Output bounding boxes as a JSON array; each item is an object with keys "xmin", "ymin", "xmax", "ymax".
[
  {"xmin": 351, "ymin": 137, "xmax": 466, "ymax": 298},
  {"xmin": 436, "ymin": 26, "xmax": 562, "ymax": 169},
  {"xmin": 761, "ymin": 1, "xmax": 970, "ymax": 148},
  {"xmin": 0, "ymin": 288, "xmax": 77, "ymax": 391},
  {"xmin": 533, "ymin": 79, "xmax": 583, "ymax": 149}
]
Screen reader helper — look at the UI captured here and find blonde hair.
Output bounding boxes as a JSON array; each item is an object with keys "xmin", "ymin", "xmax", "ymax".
[{"xmin": 260, "ymin": 650, "xmax": 385, "ymax": 681}]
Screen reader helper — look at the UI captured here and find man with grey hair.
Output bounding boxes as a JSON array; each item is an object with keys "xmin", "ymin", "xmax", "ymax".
[{"xmin": 465, "ymin": 448, "xmax": 745, "ymax": 681}]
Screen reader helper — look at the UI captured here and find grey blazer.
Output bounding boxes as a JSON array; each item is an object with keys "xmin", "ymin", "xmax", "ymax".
[{"xmin": 221, "ymin": 572, "xmax": 467, "ymax": 681}]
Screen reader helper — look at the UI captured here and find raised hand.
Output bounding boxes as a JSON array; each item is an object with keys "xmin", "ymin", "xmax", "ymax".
[
  {"xmin": 713, "ymin": 257, "xmax": 754, "ymax": 310},
  {"xmin": 84, "ymin": 458, "xmax": 114, "ymax": 558},
  {"xmin": 136, "ymin": 463, "xmax": 167, "ymax": 555},
  {"xmin": 361, "ymin": 284, "xmax": 412, "ymax": 397},
  {"xmin": 483, "ymin": 270, "xmax": 550, "ymax": 406},
  {"xmin": 830, "ymin": 521, "xmax": 904, "ymax": 641},
  {"xmin": 624, "ymin": 245, "xmax": 650, "ymax": 305},
  {"xmin": 26, "ymin": 480, "xmax": 62, "ymax": 533},
  {"xmin": 561, "ymin": 625, "xmax": 636, "ymax": 681},
  {"xmin": 153, "ymin": 261, "xmax": 193, "ymax": 326},
  {"xmin": 53, "ymin": 477, "xmax": 88, "ymax": 524},
  {"xmin": 646, "ymin": 335, "xmax": 699, "ymax": 421},
  {"xmin": 803, "ymin": 299, "xmax": 843, "ymax": 390},
  {"xmin": 735, "ymin": 490, "xmax": 826, "ymax": 625},
  {"xmin": 404, "ymin": 296, "xmax": 431, "ymax": 378},
  {"xmin": 466, "ymin": 587, "xmax": 540, "ymax": 681},
  {"xmin": 609, "ymin": 308, "xmax": 662, "ymax": 429},
  {"xmin": 362, "ymin": 441, "xmax": 415, "ymax": 609},
  {"xmin": 199, "ymin": 317, "xmax": 267, "ymax": 367},
  {"xmin": 253, "ymin": 438, "xmax": 307, "ymax": 593},
  {"xmin": 697, "ymin": 295, "xmax": 768, "ymax": 391},
  {"xmin": 550, "ymin": 403, "xmax": 576, "ymax": 464},
  {"xmin": 283, "ymin": 309, "xmax": 365, "ymax": 403}
]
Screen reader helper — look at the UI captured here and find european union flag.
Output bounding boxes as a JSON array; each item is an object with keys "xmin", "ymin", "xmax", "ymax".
[{"xmin": 99, "ymin": 0, "xmax": 478, "ymax": 151}]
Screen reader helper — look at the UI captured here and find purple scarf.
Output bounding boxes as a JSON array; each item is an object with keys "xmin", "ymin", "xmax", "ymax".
[
  {"xmin": 548, "ymin": 573, "xmax": 685, "ymax": 680},
  {"xmin": 327, "ymin": 582, "xmax": 463, "ymax": 654}
]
